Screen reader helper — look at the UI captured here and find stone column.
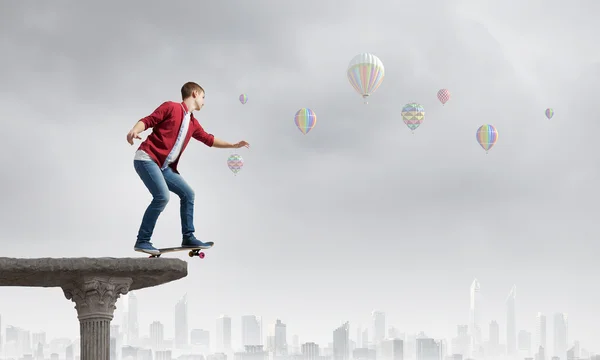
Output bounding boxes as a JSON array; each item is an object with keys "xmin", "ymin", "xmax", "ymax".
[{"xmin": 62, "ymin": 276, "xmax": 133, "ymax": 360}]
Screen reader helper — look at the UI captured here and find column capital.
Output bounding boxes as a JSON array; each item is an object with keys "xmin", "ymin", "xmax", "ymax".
[{"xmin": 62, "ymin": 276, "xmax": 133, "ymax": 320}]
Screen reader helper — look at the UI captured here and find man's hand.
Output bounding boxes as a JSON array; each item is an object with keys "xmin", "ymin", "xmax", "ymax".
[
  {"xmin": 232, "ymin": 140, "xmax": 250, "ymax": 149},
  {"xmin": 127, "ymin": 129, "xmax": 142, "ymax": 145}
]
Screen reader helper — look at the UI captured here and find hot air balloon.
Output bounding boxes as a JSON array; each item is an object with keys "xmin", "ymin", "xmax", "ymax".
[
  {"xmin": 476, "ymin": 125, "xmax": 498, "ymax": 153},
  {"xmin": 347, "ymin": 53, "xmax": 385, "ymax": 104},
  {"xmin": 545, "ymin": 108, "xmax": 554, "ymax": 119},
  {"xmin": 239, "ymin": 94, "xmax": 248, "ymax": 104},
  {"xmin": 401, "ymin": 102, "xmax": 425, "ymax": 133},
  {"xmin": 437, "ymin": 89, "xmax": 450, "ymax": 105},
  {"xmin": 227, "ymin": 154, "xmax": 244, "ymax": 175},
  {"xmin": 294, "ymin": 108, "xmax": 317, "ymax": 134}
]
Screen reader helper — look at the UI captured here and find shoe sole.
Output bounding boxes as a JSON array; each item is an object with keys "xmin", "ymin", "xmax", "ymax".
[
  {"xmin": 181, "ymin": 243, "xmax": 213, "ymax": 249},
  {"xmin": 134, "ymin": 248, "xmax": 160, "ymax": 255}
]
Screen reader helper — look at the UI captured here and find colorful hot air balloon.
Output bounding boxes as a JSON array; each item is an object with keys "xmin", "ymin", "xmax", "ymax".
[
  {"xmin": 227, "ymin": 154, "xmax": 244, "ymax": 175},
  {"xmin": 239, "ymin": 94, "xmax": 248, "ymax": 104},
  {"xmin": 347, "ymin": 53, "xmax": 385, "ymax": 104},
  {"xmin": 294, "ymin": 108, "xmax": 317, "ymax": 134},
  {"xmin": 545, "ymin": 108, "xmax": 554, "ymax": 119},
  {"xmin": 476, "ymin": 125, "xmax": 498, "ymax": 153},
  {"xmin": 401, "ymin": 102, "xmax": 425, "ymax": 133},
  {"xmin": 437, "ymin": 89, "xmax": 450, "ymax": 105}
]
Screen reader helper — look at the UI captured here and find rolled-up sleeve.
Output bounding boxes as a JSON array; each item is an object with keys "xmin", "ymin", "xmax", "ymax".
[
  {"xmin": 192, "ymin": 122, "xmax": 215, "ymax": 147},
  {"xmin": 140, "ymin": 102, "xmax": 172, "ymax": 129}
]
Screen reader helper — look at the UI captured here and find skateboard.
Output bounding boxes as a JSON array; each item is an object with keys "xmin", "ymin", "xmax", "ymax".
[{"xmin": 141, "ymin": 243, "xmax": 214, "ymax": 259}]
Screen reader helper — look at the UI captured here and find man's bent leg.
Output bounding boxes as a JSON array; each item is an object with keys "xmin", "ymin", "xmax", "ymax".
[
  {"xmin": 134, "ymin": 160, "xmax": 170, "ymax": 253},
  {"xmin": 163, "ymin": 167, "xmax": 213, "ymax": 248}
]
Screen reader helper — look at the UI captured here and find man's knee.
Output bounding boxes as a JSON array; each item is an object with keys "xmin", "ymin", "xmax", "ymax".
[
  {"xmin": 184, "ymin": 187, "xmax": 195, "ymax": 202},
  {"xmin": 152, "ymin": 192, "xmax": 170, "ymax": 209}
]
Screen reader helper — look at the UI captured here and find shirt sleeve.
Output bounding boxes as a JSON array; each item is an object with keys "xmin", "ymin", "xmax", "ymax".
[
  {"xmin": 140, "ymin": 102, "xmax": 172, "ymax": 130},
  {"xmin": 192, "ymin": 119, "xmax": 215, "ymax": 147}
]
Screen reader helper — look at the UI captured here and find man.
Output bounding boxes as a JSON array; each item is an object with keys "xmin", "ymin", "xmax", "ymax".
[{"xmin": 126, "ymin": 82, "xmax": 249, "ymax": 254}]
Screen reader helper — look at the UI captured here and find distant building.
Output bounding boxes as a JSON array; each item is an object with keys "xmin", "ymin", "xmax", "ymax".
[
  {"xmin": 234, "ymin": 345, "xmax": 269, "ymax": 360},
  {"xmin": 242, "ymin": 315, "xmax": 262, "ymax": 347},
  {"xmin": 302, "ymin": 342, "xmax": 320, "ymax": 360},
  {"xmin": 217, "ymin": 315, "xmax": 232, "ymax": 352},
  {"xmin": 416, "ymin": 337, "xmax": 443, "ymax": 360},
  {"xmin": 381, "ymin": 338, "xmax": 403, "ymax": 360},
  {"xmin": 191, "ymin": 329, "xmax": 210, "ymax": 347},
  {"xmin": 333, "ymin": 322, "xmax": 350, "ymax": 360}
]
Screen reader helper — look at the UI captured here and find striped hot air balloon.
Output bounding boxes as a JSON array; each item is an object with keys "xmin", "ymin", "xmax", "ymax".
[
  {"xmin": 294, "ymin": 108, "xmax": 317, "ymax": 134},
  {"xmin": 476, "ymin": 124, "xmax": 498, "ymax": 153},
  {"xmin": 347, "ymin": 53, "xmax": 385, "ymax": 104}
]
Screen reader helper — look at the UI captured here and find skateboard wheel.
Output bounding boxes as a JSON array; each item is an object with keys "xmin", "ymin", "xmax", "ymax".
[
  {"xmin": 188, "ymin": 251, "xmax": 194, "ymax": 257},
  {"xmin": 198, "ymin": 252, "xmax": 205, "ymax": 259}
]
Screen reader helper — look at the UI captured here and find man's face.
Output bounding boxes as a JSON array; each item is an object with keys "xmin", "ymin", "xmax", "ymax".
[{"xmin": 193, "ymin": 90, "xmax": 205, "ymax": 110}]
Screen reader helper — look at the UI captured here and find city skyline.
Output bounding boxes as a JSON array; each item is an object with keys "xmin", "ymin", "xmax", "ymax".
[
  {"xmin": 0, "ymin": 302, "xmax": 592, "ymax": 360},
  {"xmin": 0, "ymin": 0, "xmax": 599, "ymax": 356},
  {"xmin": 0, "ymin": 278, "xmax": 594, "ymax": 356}
]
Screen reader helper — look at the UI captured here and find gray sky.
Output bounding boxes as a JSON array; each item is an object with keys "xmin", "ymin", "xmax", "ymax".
[{"xmin": 0, "ymin": 0, "xmax": 599, "ymax": 352}]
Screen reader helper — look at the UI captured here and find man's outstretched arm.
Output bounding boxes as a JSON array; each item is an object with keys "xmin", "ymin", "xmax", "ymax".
[{"xmin": 212, "ymin": 137, "xmax": 250, "ymax": 149}]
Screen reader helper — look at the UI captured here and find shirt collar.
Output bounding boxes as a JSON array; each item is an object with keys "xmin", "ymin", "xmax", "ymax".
[{"xmin": 181, "ymin": 102, "xmax": 189, "ymax": 113}]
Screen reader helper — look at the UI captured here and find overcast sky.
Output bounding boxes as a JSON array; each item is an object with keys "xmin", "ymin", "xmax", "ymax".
[{"xmin": 0, "ymin": 0, "xmax": 599, "ymax": 353}]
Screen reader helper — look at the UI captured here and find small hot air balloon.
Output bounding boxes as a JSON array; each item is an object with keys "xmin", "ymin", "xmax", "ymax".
[
  {"xmin": 347, "ymin": 53, "xmax": 385, "ymax": 104},
  {"xmin": 239, "ymin": 94, "xmax": 248, "ymax": 104},
  {"xmin": 437, "ymin": 89, "xmax": 450, "ymax": 105},
  {"xmin": 476, "ymin": 124, "xmax": 498, "ymax": 153},
  {"xmin": 294, "ymin": 108, "xmax": 317, "ymax": 134},
  {"xmin": 545, "ymin": 108, "xmax": 554, "ymax": 119},
  {"xmin": 227, "ymin": 154, "xmax": 244, "ymax": 175},
  {"xmin": 401, "ymin": 102, "xmax": 425, "ymax": 133}
]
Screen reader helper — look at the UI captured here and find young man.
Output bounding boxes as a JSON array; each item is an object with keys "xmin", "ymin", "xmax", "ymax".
[{"xmin": 126, "ymin": 82, "xmax": 249, "ymax": 255}]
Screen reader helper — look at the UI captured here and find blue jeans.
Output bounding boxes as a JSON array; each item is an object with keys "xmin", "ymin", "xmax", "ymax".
[{"xmin": 134, "ymin": 160, "xmax": 195, "ymax": 243}]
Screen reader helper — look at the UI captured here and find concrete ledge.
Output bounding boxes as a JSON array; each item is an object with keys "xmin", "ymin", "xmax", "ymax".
[{"xmin": 0, "ymin": 257, "xmax": 187, "ymax": 290}]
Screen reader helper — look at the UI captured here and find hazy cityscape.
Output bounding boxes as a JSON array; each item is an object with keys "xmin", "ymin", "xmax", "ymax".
[{"xmin": 0, "ymin": 279, "xmax": 595, "ymax": 360}]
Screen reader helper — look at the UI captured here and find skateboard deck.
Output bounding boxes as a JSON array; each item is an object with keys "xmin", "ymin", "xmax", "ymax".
[{"xmin": 139, "ymin": 242, "xmax": 214, "ymax": 259}]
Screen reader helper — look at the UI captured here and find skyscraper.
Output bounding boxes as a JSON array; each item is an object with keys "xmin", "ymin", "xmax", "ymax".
[
  {"xmin": 518, "ymin": 330, "xmax": 532, "ymax": 354},
  {"xmin": 489, "ymin": 321, "xmax": 499, "ymax": 348},
  {"xmin": 506, "ymin": 285, "xmax": 517, "ymax": 355},
  {"xmin": 382, "ymin": 338, "xmax": 403, "ymax": 360},
  {"xmin": 451, "ymin": 325, "xmax": 470, "ymax": 356},
  {"xmin": 175, "ymin": 295, "xmax": 188, "ymax": 348},
  {"xmin": 242, "ymin": 315, "xmax": 262, "ymax": 346},
  {"xmin": 150, "ymin": 321, "xmax": 164, "ymax": 350},
  {"xmin": 274, "ymin": 319, "xmax": 287, "ymax": 355},
  {"xmin": 416, "ymin": 337, "xmax": 441, "ymax": 360},
  {"xmin": 302, "ymin": 342, "xmax": 320, "ymax": 360},
  {"xmin": 190, "ymin": 329, "xmax": 210, "ymax": 347},
  {"xmin": 127, "ymin": 293, "xmax": 139, "ymax": 345},
  {"xmin": 536, "ymin": 313, "xmax": 547, "ymax": 350},
  {"xmin": 217, "ymin": 315, "xmax": 232, "ymax": 352},
  {"xmin": 469, "ymin": 279, "xmax": 482, "ymax": 350},
  {"xmin": 361, "ymin": 329, "xmax": 369, "ymax": 349},
  {"xmin": 333, "ymin": 322, "xmax": 350, "ymax": 360},
  {"xmin": 372, "ymin": 311, "xmax": 386, "ymax": 344},
  {"xmin": 553, "ymin": 313, "xmax": 568, "ymax": 360}
]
